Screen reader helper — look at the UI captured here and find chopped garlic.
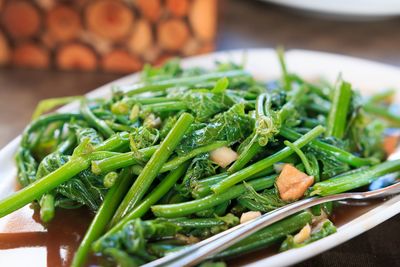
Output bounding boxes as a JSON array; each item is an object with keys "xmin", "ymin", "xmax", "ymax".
[
  {"xmin": 240, "ymin": 211, "xmax": 262, "ymax": 224},
  {"xmin": 210, "ymin": 146, "xmax": 238, "ymax": 168},
  {"xmin": 144, "ymin": 113, "xmax": 162, "ymax": 128},
  {"xmin": 273, "ymin": 162, "xmax": 285, "ymax": 173},
  {"xmin": 129, "ymin": 104, "xmax": 140, "ymax": 121},
  {"xmin": 311, "ymin": 210, "xmax": 328, "ymax": 226},
  {"xmin": 175, "ymin": 233, "xmax": 200, "ymax": 244},
  {"xmin": 311, "ymin": 219, "xmax": 329, "ymax": 234},
  {"xmin": 293, "ymin": 223, "xmax": 311, "ymax": 244}
]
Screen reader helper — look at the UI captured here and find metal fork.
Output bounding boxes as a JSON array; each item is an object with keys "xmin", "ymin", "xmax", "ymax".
[{"xmin": 143, "ymin": 144, "xmax": 400, "ymax": 267}]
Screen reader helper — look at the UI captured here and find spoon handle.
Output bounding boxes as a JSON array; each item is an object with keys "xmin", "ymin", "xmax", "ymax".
[{"xmin": 144, "ymin": 182, "xmax": 400, "ymax": 267}]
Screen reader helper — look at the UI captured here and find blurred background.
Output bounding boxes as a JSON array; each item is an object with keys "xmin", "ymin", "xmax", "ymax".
[
  {"xmin": 2, "ymin": 0, "xmax": 400, "ymax": 73},
  {"xmin": 0, "ymin": 0, "xmax": 216, "ymax": 72},
  {"xmin": 3, "ymin": 0, "xmax": 400, "ymax": 144},
  {"xmin": 0, "ymin": 1, "xmax": 400, "ymax": 266}
]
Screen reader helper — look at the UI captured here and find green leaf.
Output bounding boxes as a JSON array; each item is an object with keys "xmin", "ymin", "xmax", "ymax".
[
  {"xmin": 55, "ymin": 169, "xmax": 106, "ymax": 211},
  {"xmin": 182, "ymin": 90, "xmax": 238, "ymax": 122},
  {"xmin": 36, "ymin": 152, "xmax": 69, "ymax": 180},
  {"xmin": 141, "ymin": 58, "xmax": 182, "ymax": 82},
  {"xmin": 129, "ymin": 127, "xmax": 159, "ymax": 152},
  {"xmin": 238, "ymin": 184, "xmax": 287, "ymax": 212},
  {"xmin": 178, "ymin": 154, "xmax": 218, "ymax": 196},
  {"xmin": 71, "ymin": 125, "xmax": 103, "ymax": 146},
  {"xmin": 31, "ymin": 96, "xmax": 84, "ymax": 120},
  {"xmin": 211, "ymin": 77, "xmax": 229, "ymax": 93},
  {"xmin": 346, "ymin": 98, "xmax": 385, "ymax": 160},
  {"xmin": 176, "ymin": 104, "xmax": 253, "ymax": 155},
  {"xmin": 96, "ymin": 219, "xmax": 181, "ymax": 264},
  {"xmin": 306, "ymin": 144, "xmax": 350, "ymax": 179}
]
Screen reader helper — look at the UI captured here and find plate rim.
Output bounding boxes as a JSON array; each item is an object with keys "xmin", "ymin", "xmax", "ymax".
[{"xmin": 259, "ymin": 0, "xmax": 400, "ymax": 17}]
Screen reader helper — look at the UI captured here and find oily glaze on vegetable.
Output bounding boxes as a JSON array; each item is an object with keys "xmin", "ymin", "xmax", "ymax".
[{"xmin": 0, "ymin": 51, "xmax": 399, "ymax": 267}]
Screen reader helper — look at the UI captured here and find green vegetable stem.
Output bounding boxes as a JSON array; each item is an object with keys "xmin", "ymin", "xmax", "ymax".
[
  {"xmin": 211, "ymin": 125, "xmax": 325, "ymax": 194},
  {"xmin": 71, "ymin": 168, "xmax": 134, "ymax": 267},
  {"xmin": 326, "ymin": 80, "xmax": 352, "ymax": 138},
  {"xmin": 152, "ymin": 174, "xmax": 277, "ymax": 218},
  {"xmin": 312, "ymin": 159, "xmax": 400, "ymax": 196},
  {"xmin": 110, "ymin": 113, "xmax": 194, "ymax": 225}
]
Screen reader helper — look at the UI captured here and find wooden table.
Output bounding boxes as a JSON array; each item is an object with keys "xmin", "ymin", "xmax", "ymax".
[{"xmin": 0, "ymin": 1, "xmax": 399, "ymax": 266}]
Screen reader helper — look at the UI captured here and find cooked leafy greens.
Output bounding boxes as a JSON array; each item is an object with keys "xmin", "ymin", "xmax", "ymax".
[
  {"xmin": 0, "ymin": 51, "xmax": 398, "ymax": 267},
  {"xmin": 176, "ymin": 103, "xmax": 253, "ymax": 155}
]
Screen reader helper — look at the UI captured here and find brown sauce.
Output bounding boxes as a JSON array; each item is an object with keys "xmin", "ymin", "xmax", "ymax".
[
  {"xmin": 0, "ymin": 198, "xmax": 386, "ymax": 267},
  {"xmin": 226, "ymin": 244, "xmax": 280, "ymax": 266},
  {"xmin": 331, "ymin": 198, "xmax": 387, "ymax": 227},
  {"xmin": 0, "ymin": 205, "xmax": 93, "ymax": 267}
]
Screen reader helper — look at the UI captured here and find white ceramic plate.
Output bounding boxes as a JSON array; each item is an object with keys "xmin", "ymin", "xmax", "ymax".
[
  {"xmin": 0, "ymin": 49, "xmax": 400, "ymax": 266},
  {"xmin": 260, "ymin": 0, "xmax": 400, "ymax": 19}
]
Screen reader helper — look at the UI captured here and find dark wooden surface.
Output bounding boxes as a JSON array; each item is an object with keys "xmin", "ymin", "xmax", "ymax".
[{"xmin": 0, "ymin": 0, "xmax": 399, "ymax": 266}]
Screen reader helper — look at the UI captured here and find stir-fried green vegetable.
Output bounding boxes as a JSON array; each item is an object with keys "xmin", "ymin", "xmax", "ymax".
[{"xmin": 0, "ymin": 51, "xmax": 398, "ymax": 267}]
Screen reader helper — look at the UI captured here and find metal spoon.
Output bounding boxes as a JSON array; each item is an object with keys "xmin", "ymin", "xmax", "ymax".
[{"xmin": 143, "ymin": 145, "xmax": 400, "ymax": 267}]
